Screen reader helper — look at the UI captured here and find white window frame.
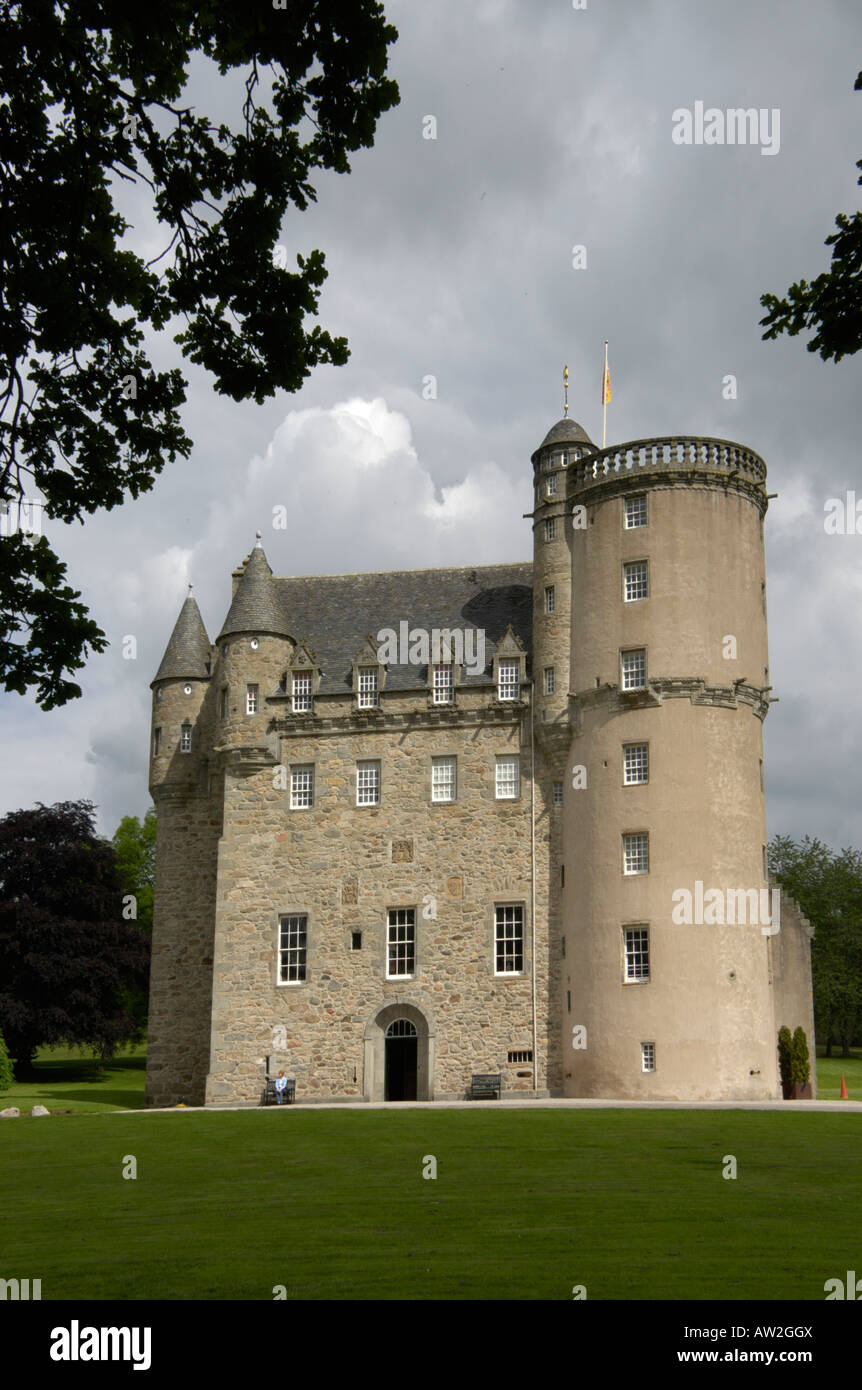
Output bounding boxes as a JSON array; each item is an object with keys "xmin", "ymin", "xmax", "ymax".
[
  {"xmin": 495, "ymin": 755, "xmax": 520, "ymax": 800},
  {"xmin": 432, "ymin": 663, "xmax": 454, "ymax": 704},
  {"xmin": 553, "ymin": 781, "xmax": 563, "ymax": 807},
  {"xmin": 179, "ymin": 725, "xmax": 191, "ymax": 754},
  {"xmin": 624, "ymin": 927, "xmax": 650, "ymax": 983},
  {"xmin": 356, "ymin": 760, "xmax": 381, "ymax": 806},
  {"xmin": 641, "ymin": 1041, "xmax": 656, "ymax": 1072},
  {"xmin": 623, "ymin": 832, "xmax": 649, "ymax": 876},
  {"xmin": 625, "ymin": 494, "xmax": 647, "ymax": 529},
  {"xmin": 246, "ymin": 684, "xmax": 259, "ymax": 715},
  {"xmin": 621, "ymin": 648, "xmax": 646, "ymax": 690},
  {"xmin": 290, "ymin": 765, "xmax": 314, "ymax": 810},
  {"xmin": 623, "ymin": 742, "xmax": 649, "ymax": 785},
  {"xmin": 544, "ymin": 666, "xmax": 555, "ymax": 695},
  {"xmin": 358, "ymin": 667, "xmax": 378, "ymax": 708},
  {"xmin": 545, "ymin": 585, "xmax": 555, "ymax": 614},
  {"xmin": 544, "ymin": 517, "xmax": 556, "ymax": 542},
  {"xmin": 292, "ymin": 673, "xmax": 312, "ymax": 713},
  {"xmin": 386, "ymin": 908, "xmax": 415, "ymax": 979},
  {"xmin": 498, "ymin": 660, "xmax": 519, "ymax": 701},
  {"xmin": 546, "ymin": 474, "xmax": 558, "ymax": 496},
  {"xmin": 431, "ymin": 756, "xmax": 456, "ymax": 803},
  {"xmin": 495, "ymin": 904, "xmax": 524, "ymax": 976},
  {"xmin": 278, "ymin": 914, "xmax": 307, "ymax": 985},
  {"xmin": 623, "ymin": 560, "xmax": 649, "ymax": 602}
]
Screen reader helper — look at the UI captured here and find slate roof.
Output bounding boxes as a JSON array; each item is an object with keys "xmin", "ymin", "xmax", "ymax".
[
  {"xmin": 273, "ymin": 562, "xmax": 533, "ymax": 694},
  {"xmin": 218, "ymin": 543, "xmax": 292, "ymax": 640},
  {"xmin": 154, "ymin": 593, "xmax": 212, "ymax": 681},
  {"xmin": 535, "ymin": 417, "xmax": 596, "ymax": 453}
]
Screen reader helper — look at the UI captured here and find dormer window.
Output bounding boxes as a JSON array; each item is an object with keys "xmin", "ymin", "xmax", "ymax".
[
  {"xmin": 292, "ymin": 673, "xmax": 312, "ymax": 713},
  {"xmin": 498, "ymin": 660, "xmax": 519, "ymax": 701},
  {"xmin": 432, "ymin": 663, "xmax": 454, "ymax": 704},
  {"xmin": 358, "ymin": 667, "xmax": 378, "ymax": 708}
]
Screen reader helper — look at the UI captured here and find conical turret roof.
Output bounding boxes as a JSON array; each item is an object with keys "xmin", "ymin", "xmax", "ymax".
[
  {"xmin": 218, "ymin": 537, "xmax": 291, "ymax": 640},
  {"xmin": 154, "ymin": 589, "xmax": 212, "ymax": 681},
  {"xmin": 536, "ymin": 417, "xmax": 596, "ymax": 452}
]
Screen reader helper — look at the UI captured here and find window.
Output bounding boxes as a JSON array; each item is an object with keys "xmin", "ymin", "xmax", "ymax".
[
  {"xmin": 621, "ymin": 648, "xmax": 646, "ymax": 690},
  {"xmin": 545, "ymin": 585, "xmax": 556, "ymax": 614},
  {"xmin": 220, "ymin": 687, "xmax": 228, "ymax": 718},
  {"xmin": 431, "ymin": 756, "xmax": 456, "ymax": 803},
  {"xmin": 351, "ymin": 931, "xmax": 362, "ymax": 951},
  {"xmin": 495, "ymin": 905, "xmax": 524, "ymax": 974},
  {"xmin": 553, "ymin": 781, "xmax": 563, "ymax": 806},
  {"xmin": 623, "ymin": 742, "xmax": 649, "ymax": 784},
  {"xmin": 498, "ymin": 660, "xmax": 519, "ymax": 701},
  {"xmin": 560, "ymin": 451, "xmax": 569, "ymax": 468},
  {"xmin": 623, "ymin": 832, "xmax": 649, "ymax": 875},
  {"xmin": 357, "ymin": 760, "xmax": 381, "ymax": 806},
  {"xmin": 358, "ymin": 667, "xmax": 378, "ymax": 708},
  {"xmin": 179, "ymin": 725, "xmax": 191, "ymax": 753},
  {"xmin": 508, "ymin": 1049, "xmax": 533, "ymax": 1064},
  {"xmin": 278, "ymin": 914, "xmax": 307, "ymax": 983},
  {"xmin": 153, "ymin": 727, "xmax": 162, "ymax": 756},
  {"xmin": 641, "ymin": 1041, "xmax": 656, "ymax": 1072},
  {"xmin": 496, "ymin": 755, "xmax": 520, "ymax": 800},
  {"xmin": 544, "ymin": 666, "xmax": 555, "ymax": 695},
  {"xmin": 246, "ymin": 684, "xmax": 258, "ymax": 715},
  {"xmin": 544, "ymin": 518, "xmax": 556, "ymax": 542},
  {"xmin": 387, "ymin": 908, "xmax": 415, "ymax": 978},
  {"xmin": 759, "ymin": 759, "xmax": 764, "ymax": 792},
  {"xmin": 433, "ymin": 663, "xmax": 454, "ymax": 704},
  {"xmin": 625, "ymin": 927, "xmax": 650, "ymax": 982},
  {"xmin": 624, "ymin": 560, "xmax": 649, "ymax": 602},
  {"xmin": 546, "ymin": 474, "xmax": 558, "ymax": 495},
  {"xmin": 290, "ymin": 765, "xmax": 314, "ymax": 809},
  {"xmin": 625, "ymin": 494, "xmax": 647, "ymax": 528},
  {"xmin": 292, "ymin": 674, "xmax": 312, "ymax": 713}
]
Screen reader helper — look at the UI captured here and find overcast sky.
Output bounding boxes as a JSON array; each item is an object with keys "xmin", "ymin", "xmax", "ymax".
[{"xmin": 1, "ymin": 0, "xmax": 860, "ymax": 853}]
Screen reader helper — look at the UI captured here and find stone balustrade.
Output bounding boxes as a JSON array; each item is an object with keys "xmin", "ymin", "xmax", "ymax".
[{"xmin": 569, "ymin": 436, "xmax": 767, "ymax": 493}]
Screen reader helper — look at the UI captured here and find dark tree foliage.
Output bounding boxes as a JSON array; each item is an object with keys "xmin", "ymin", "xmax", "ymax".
[
  {"xmin": 0, "ymin": 2, "xmax": 399, "ymax": 708},
  {"xmin": 769, "ymin": 834, "xmax": 862, "ymax": 1056},
  {"xmin": 760, "ymin": 71, "xmax": 862, "ymax": 363},
  {"xmin": 0, "ymin": 799, "xmax": 150, "ymax": 1077}
]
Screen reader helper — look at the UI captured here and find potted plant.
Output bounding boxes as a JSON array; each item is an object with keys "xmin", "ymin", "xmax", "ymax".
[
  {"xmin": 790, "ymin": 1026, "xmax": 812, "ymax": 1099},
  {"xmin": 777, "ymin": 1026, "xmax": 793, "ymax": 1099}
]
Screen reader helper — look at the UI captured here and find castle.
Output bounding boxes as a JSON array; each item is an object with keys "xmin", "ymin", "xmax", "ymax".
[{"xmin": 144, "ymin": 410, "xmax": 815, "ymax": 1107}]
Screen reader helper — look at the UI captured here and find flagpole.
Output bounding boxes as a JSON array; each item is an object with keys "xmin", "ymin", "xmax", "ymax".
[{"xmin": 602, "ymin": 339, "xmax": 608, "ymax": 449}]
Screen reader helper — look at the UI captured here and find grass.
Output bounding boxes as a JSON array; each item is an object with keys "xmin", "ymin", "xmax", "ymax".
[
  {"xmin": 0, "ymin": 1041, "xmax": 146, "ymax": 1115},
  {"xmin": 1, "ymin": 1107, "xmax": 860, "ymax": 1300},
  {"xmin": 813, "ymin": 1047, "xmax": 862, "ymax": 1099}
]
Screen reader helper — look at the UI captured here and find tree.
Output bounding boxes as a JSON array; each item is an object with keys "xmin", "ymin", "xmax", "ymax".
[
  {"xmin": 759, "ymin": 71, "xmax": 862, "ymax": 363},
  {"xmin": 0, "ymin": 3, "xmax": 399, "ymax": 709},
  {"xmin": 792, "ymin": 1026, "xmax": 810, "ymax": 1087},
  {"xmin": 112, "ymin": 806, "xmax": 156, "ymax": 936},
  {"xmin": 769, "ymin": 834, "xmax": 862, "ymax": 1056},
  {"xmin": 0, "ymin": 800, "xmax": 150, "ymax": 1078},
  {"xmin": 0, "ymin": 1028, "xmax": 13, "ymax": 1091},
  {"xmin": 777, "ymin": 1025, "xmax": 793, "ymax": 1095}
]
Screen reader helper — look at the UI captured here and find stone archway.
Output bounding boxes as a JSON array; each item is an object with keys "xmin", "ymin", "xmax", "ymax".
[{"xmin": 364, "ymin": 1002, "xmax": 435, "ymax": 1102}]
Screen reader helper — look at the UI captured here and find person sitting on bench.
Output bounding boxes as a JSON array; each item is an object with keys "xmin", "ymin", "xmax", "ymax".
[{"xmin": 274, "ymin": 1071, "xmax": 288, "ymax": 1105}]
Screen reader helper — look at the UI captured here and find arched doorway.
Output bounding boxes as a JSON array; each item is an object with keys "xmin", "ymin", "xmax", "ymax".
[{"xmin": 385, "ymin": 1019, "xmax": 417, "ymax": 1101}]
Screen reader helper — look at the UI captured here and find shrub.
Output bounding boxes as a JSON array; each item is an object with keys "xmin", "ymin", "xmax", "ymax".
[
  {"xmin": 792, "ymin": 1026, "xmax": 811, "ymax": 1086},
  {"xmin": 777, "ymin": 1026, "xmax": 793, "ymax": 1091},
  {"xmin": 0, "ymin": 1029, "xmax": 13, "ymax": 1091}
]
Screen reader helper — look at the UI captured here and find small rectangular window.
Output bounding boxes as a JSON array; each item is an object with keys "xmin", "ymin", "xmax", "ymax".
[
  {"xmin": 625, "ymin": 495, "xmax": 647, "ymax": 528},
  {"xmin": 623, "ymin": 832, "xmax": 649, "ymax": 875},
  {"xmin": 623, "ymin": 560, "xmax": 649, "ymax": 602},
  {"xmin": 545, "ymin": 585, "xmax": 556, "ymax": 614},
  {"xmin": 546, "ymin": 474, "xmax": 558, "ymax": 496},
  {"xmin": 432, "ymin": 664, "xmax": 454, "ymax": 704},
  {"xmin": 278, "ymin": 914, "xmax": 307, "ymax": 984},
  {"xmin": 507, "ymin": 1049, "xmax": 533, "ymax": 1064},
  {"xmin": 495, "ymin": 755, "xmax": 520, "ymax": 800},
  {"xmin": 153, "ymin": 727, "xmax": 162, "ymax": 756},
  {"xmin": 246, "ymin": 684, "xmax": 258, "ymax": 715},
  {"xmin": 641, "ymin": 1041, "xmax": 656, "ymax": 1072},
  {"xmin": 553, "ymin": 781, "xmax": 563, "ymax": 806},
  {"xmin": 498, "ymin": 660, "xmax": 519, "ymax": 701},
  {"xmin": 356, "ymin": 760, "xmax": 381, "ymax": 806},
  {"xmin": 544, "ymin": 518, "xmax": 556, "ymax": 542},
  {"xmin": 495, "ymin": 904, "xmax": 524, "ymax": 975},
  {"xmin": 544, "ymin": 666, "xmax": 555, "ymax": 695},
  {"xmin": 623, "ymin": 742, "xmax": 649, "ymax": 784},
  {"xmin": 220, "ymin": 688, "xmax": 228, "ymax": 718},
  {"xmin": 625, "ymin": 927, "xmax": 650, "ymax": 982},
  {"xmin": 179, "ymin": 725, "xmax": 191, "ymax": 754},
  {"xmin": 387, "ymin": 908, "xmax": 415, "ymax": 978},
  {"xmin": 431, "ymin": 756, "xmax": 456, "ymax": 803},
  {"xmin": 290, "ymin": 765, "xmax": 314, "ymax": 809},
  {"xmin": 351, "ymin": 931, "xmax": 362, "ymax": 951},
  {"xmin": 358, "ymin": 667, "xmax": 378, "ymax": 708},
  {"xmin": 292, "ymin": 674, "xmax": 312, "ymax": 713},
  {"xmin": 621, "ymin": 649, "xmax": 646, "ymax": 690}
]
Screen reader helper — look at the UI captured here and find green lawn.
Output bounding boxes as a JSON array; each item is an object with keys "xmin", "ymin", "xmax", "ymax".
[
  {"xmin": 1, "ymin": 1041, "xmax": 146, "ymax": 1114},
  {"xmin": 814, "ymin": 1047, "xmax": 862, "ymax": 1099},
  {"xmin": 1, "ymin": 1107, "xmax": 860, "ymax": 1300}
]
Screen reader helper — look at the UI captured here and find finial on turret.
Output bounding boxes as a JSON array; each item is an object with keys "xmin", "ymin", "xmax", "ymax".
[
  {"xmin": 254, "ymin": 530, "xmax": 262, "ymax": 548},
  {"xmin": 188, "ymin": 583, "xmax": 194, "ymax": 596},
  {"xmin": 563, "ymin": 364, "xmax": 569, "ymax": 417}
]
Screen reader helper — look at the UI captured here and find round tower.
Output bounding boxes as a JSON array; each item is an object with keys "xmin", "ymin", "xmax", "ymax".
[
  {"xmin": 149, "ymin": 585, "xmax": 213, "ymax": 794},
  {"xmin": 562, "ymin": 434, "xmax": 775, "ymax": 1100},
  {"xmin": 214, "ymin": 534, "xmax": 294, "ymax": 756}
]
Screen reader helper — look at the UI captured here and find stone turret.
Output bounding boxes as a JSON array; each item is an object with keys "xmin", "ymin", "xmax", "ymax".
[
  {"xmin": 150, "ymin": 586, "xmax": 213, "ymax": 793},
  {"xmin": 215, "ymin": 534, "xmax": 294, "ymax": 756}
]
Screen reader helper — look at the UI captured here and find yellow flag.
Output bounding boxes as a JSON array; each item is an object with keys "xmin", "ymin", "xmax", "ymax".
[{"xmin": 602, "ymin": 362, "xmax": 611, "ymax": 405}]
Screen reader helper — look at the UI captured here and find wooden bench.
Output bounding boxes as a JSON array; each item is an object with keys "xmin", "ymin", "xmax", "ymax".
[
  {"xmin": 470, "ymin": 1073, "xmax": 502, "ymax": 1100},
  {"xmin": 262, "ymin": 1077, "xmax": 296, "ymax": 1106}
]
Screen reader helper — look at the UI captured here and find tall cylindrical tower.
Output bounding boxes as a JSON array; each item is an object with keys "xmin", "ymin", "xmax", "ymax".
[{"xmin": 562, "ymin": 436, "xmax": 775, "ymax": 1100}]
